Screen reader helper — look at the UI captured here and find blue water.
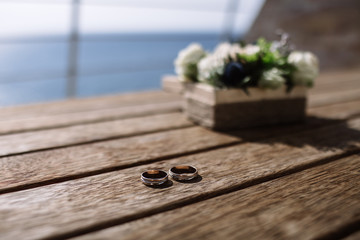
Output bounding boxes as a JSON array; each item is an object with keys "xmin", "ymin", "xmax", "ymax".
[{"xmin": 0, "ymin": 33, "xmax": 222, "ymax": 106}]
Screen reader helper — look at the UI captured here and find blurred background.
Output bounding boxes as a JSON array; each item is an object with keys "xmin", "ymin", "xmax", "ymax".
[
  {"xmin": 0, "ymin": 0, "xmax": 359, "ymax": 106},
  {"xmin": 0, "ymin": 0, "xmax": 265, "ymax": 106}
]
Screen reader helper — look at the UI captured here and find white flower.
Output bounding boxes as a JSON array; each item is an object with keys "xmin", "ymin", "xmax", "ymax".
[
  {"xmin": 214, "ymin": 42, "xmax": 232, "ymax": 56},
  {"xmin": 213, "ymin": 42, "xmax": 243, "ymax": 60},
  {"xmin": 258, "ymin": 68, "xmax": 285, "ymax": 90},
  {"xmin": 174, "ymin": 43, "xmax": 206, "ymax": 82},
  {"xmin": 288, "ymin": 51, "xmax": 319, "ymax": 87},
  {"xmin": 197, "ymin": 54, "xmax": 225, "ymax": 83},
  {"xmin": 270, "ymin": 41, "xmax": 281, "ymax": 52},
  {"xmin": 240, "ymin": 44, "xmax": 260, "ymax": 56}
]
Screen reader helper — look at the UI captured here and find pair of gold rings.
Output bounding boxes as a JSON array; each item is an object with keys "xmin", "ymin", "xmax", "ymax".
[{"xmin": 141, "ymin": 165, "xmax": 198, "ymax": 186}]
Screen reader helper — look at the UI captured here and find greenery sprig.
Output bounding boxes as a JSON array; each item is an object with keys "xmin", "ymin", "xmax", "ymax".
[{"xmin": 174, "ymin": 34, "xmax": 319, "ymax": 93}]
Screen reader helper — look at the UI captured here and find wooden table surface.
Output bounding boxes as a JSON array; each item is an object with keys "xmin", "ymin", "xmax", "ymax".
[{"xmin": 1, "ymin": 69, "xmax": 360, "ymax": 240}]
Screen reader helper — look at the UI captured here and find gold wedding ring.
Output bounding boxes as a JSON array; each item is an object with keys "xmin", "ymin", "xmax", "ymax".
[{"xmin": 141, "ymin": 170, "xmax": 168, "ymax": 186}]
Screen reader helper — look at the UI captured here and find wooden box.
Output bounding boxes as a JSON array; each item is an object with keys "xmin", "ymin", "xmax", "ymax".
[
  {"xmin": 183, "ymin": 83, "xmax": 307, "ymax": 130},
  {"xmin": 162, "ymin": 75, "xmax": 189, "ymax": 94}
]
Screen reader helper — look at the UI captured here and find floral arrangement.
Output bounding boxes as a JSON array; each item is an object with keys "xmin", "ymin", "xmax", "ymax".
[{"xmin": 174, "ymin": 34, "xmax": 319, "ymax": 92}]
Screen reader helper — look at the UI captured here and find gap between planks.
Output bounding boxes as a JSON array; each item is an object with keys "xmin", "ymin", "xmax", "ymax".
[
  {"xmin": 0, "ymin": 95, "xmax": 360, "ymax": 158},
  {"xmin": 0, "ymin": 140, "xmax": 239, "ymax": 194},
  {"xmin": 71, "ymin": 154, "xmax": 360, "ymax": 240},
  {"xmin": 1, "ymin": 87, "xmax": 359, "ymax": 138},
  {"xmin": 0, "ymin": 117, "xmax": 360, "ymax": 240},
  {"xmin": 1, "ymin": 99, "xmax": 360, "ymax": 194},
  {"xmin": 0, "ymin": 112, "xmax": 193, "ymax": 157},
  {"xmin": 0, "ymin": 90, "xmax": 181, "ymax": 121},
  {"xmin": 0, "ymin": 101, "xmax": 182, "ymax": 136}
]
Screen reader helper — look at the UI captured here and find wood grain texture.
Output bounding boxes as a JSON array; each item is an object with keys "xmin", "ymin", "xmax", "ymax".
[
  {"xmin": 0, "ymin": 69, "xmax": 358, "ymax": 240},
  {"xmin": 75, "ymin": 154, "xmax": 360, "ymax": 240},
  {"xmin": 315, "ymin": 68, "xmax": 360, "ymax": 85},
  {"xmin": 185, "ymin": 98, "xmax": 306, "ymax": 130},
  {"xmin": 0, "ymin": 112, "xmax": 192, "ymax": 157},
  {"xmin": 1, "ymin": 99, "xmax": 360, "ymax": 193},
  {"xmin": 308, "ymin": 99, "xmax": 360, "ymax": 120},
  {"xmin": 0, "ymin": 91, "xmax": 180, "ymax": 120},
  {"xmin": 308, "ymin": 88, "xmax": 360, "ymax": 107},
  {"xmin": 0, "ymin": 101, "xmax": 181, "ymax": 135},
  {"xmin": 0, "ymin": 126, "xmax": 239, "ymax": 192},
  {"xmin": 3, "ymin": 84, "xmax": 357, "ymax": 136},
  {"xmin": 311, "ymin": 77, "xmax": 360, "ymax": 93},
  {"xmin": 0, "ymin": 82, "xmax": 359, "ymax": 158},
  {"xmin": 0, "ymin": 118, "xmax": 359, "ymax": 240},
  {"xmin": 162, "ymin": 75, "xmax": 186, "ymax": 94}
]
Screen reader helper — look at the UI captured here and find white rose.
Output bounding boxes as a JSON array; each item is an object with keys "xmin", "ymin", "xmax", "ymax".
[
  {"xmin": 258, "ymin": 68, "xmax": 285, "ymax": 90},
  {"xmin": 174, "ymin": 43, "xmax": 206, "ymax": 82},
  {"xmin": 197, "ymin": 54, "xmax": 225, "ymax": 83},
  {"xmin": 214, "ymin": 42, "xmax": 243, "ymax": 60},
  {"xmin": 240, "ymin": 44, "xmax": 260, "ymax": 56},
  {"xmin": 214, "ymin": 42, "xmax": 232, "ymax": 57},
  {"xmin": 288, "ymin": 51, "xmax": 319, "ymax": 87}
]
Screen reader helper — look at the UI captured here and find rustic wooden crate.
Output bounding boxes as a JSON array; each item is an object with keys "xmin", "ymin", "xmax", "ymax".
[
  {"xmin": 184, "ymin": 83, "xmax": 307, "ymax": 130},
  {"xmin": 162, "ymin": 75, "xmax": 189, "ymax": 94}
]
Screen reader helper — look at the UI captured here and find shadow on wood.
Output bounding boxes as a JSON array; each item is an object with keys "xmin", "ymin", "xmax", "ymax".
[
  {"xmin": 216, "ymin": 116, "xmax": 360, "ymax": 151},
  {"xmin": 145, "ymin": 179, "xmax": 173, "ymax": 189},
  {"xmin": 173, "ymin": 175, "xmax": 203, "ymax": 184}
]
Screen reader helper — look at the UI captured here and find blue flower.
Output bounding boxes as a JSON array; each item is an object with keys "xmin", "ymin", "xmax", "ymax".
[{"xmin": 223, "ymin": 62, "xmax": 246, "ymax": 87}]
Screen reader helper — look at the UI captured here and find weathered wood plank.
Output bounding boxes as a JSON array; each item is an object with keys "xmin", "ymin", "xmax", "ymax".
[
  {"xmin": 0, "ymin": 118, "xmax": 359, "ymax": 240},
  {"xmin": 0, "ymin": 91, "xmax": 180, "ymax": 120},
  {"xmin": 2, "ymin": 86, "xmax": 357, "ymax": 136},
  {"xmin": 75, "ymin": 154, "xmax": 360, "ymax": 240},
  {"xmin": 308, "ymin": 99, "xmax": 360, "ymax": 120},
  {"xmin": 0, "ymin": 126, "xmax": 239, "ymax": 193},
  {"xmin": 162, "ymin": 75, "xmax": 186, "ymax": 94},
  {"xmin": 0, "ymin": 101, "xmax": 181, "ymax": 135},
  {"xmin": 308, "ymin": 88, "xmax": 360, "ymax": 107},
  {"xmin": 315, "ymin": 68, "xmax": 360, "ymax": 85},
  {"xmin": 1, "ymin": 99, "xmax": 360, "ymax": 193},
  {"xmin": 311, "ymin": 78, "xmax": 360, "ymax": 93},
  {"xmin": 0, "ymin": 112, "xmax": 192, "ymax": 157},
  {"xmin": 308, "ymin": 69, "xmax": 360, "ymax": 108},
  {"xmin": 185, "ymin": 98, "xmax": 306, "ymax": 130},
  {"xmin": 0, "ymin": 84, "xmax": 359, "ymax": 158}
]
